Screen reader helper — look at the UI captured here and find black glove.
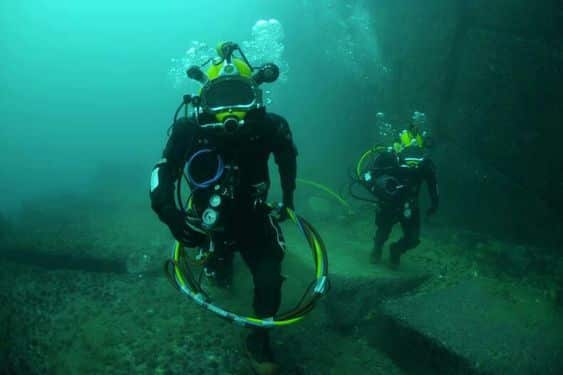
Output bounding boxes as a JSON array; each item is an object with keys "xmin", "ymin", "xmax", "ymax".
[
  {"xmin": 271, "ymin": 202, "xmax": 293, "ymax": 223},
  {"xmin": 165, "ymin": 208, "xmax": 206, "ymax": 247},
  {"xmin": 426, "ymin": 205, "xmax": 438, "ymax": 217},
  {"xmin": 278, "ymin": 190, "xmax": 295, "ymax": 222}
]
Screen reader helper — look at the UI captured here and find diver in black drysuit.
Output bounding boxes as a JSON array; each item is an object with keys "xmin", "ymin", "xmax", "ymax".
[
  {"xmin": 150, "ymin": 108, "xmax": 297, "ymax": 366},
  {"xmin": 366, "ymin": 146, "xmax": 439, "ymax": 267}
]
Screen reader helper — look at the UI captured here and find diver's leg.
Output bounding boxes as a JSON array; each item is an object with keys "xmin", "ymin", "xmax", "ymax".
[
  {"xmin": 240, "ymin": 214, "xmax": 284, "ymax": 374},
  {"xmin": 390, "ymin": 204, "xmax": 421, "ymax": 267},
  {"xmin": 204, "ymin": 234, "xmax": 235, "ymax": 288},
  {"xmin": 238, "ymin": 212, "xmax": 285, "ymax": 317},
  {"xmin": 371, "ymin": 207, "xmax": 394, "ymax": 264}
]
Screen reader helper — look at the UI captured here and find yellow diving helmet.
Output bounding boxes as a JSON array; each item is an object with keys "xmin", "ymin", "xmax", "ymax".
[
  {"xmin": 203, "ymin": 56, "xmax": 261, "ymax": 123},
  {"xmin": 184, "ymin": 41, "xmax": 282, "ymax": 132},
  {"xmin": 393, "ymin": 111, "xmax": 426, "ymax": 153}
]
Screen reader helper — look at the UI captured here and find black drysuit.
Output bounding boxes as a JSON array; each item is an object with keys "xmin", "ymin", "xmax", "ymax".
[
  {"xmin": 150, "ymin": 109, "xmax": 297, "ymax": 317},
  {"xmin": 369, "ymin": 148, "xmax": 439, "ymax": 257}
]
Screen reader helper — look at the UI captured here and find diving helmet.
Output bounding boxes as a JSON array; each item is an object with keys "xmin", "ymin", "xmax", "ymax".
[
  {"xmin": 393, "ymin": 111, "xmax": 427, "ymax": 152},
  {"xmin": 185, "ymin": 41, "xmax": 280, "ymax": 132}
]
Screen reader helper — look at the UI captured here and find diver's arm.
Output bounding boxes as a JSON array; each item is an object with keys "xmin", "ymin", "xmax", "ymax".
[
  {"xmin": 423, "ymin": 158, "xmax": 439, "ymax": 214},
  {"xmin": 269, "ymin": 114, "xmax": 298, "ymax": 209},
  {"xmin": 150, "ymin": 118, "xmax": 194, "ymax": 224}
]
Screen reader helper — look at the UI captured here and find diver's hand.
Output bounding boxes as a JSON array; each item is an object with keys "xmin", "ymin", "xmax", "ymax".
[
  {"xmin": 271, "ymin": 202, "xmax": 292, "ymax": 223},
  {"xmin": 167, "ymin": 211, "xmax": 205, "ymax": 247},
  {"xmin": 426, "ymin": 206, "xmax": 438, "ymax": 217}
]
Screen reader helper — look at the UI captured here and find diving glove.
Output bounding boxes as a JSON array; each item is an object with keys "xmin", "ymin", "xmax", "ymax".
[
  {"xmin": 278, "ymin": 190, "xmax": 295, "ymax": 222},
  {"xmin": 271, "ymin": 202, "xmax": 293, "ymax": 223},
  {"xmin": 165, "ymin": 208, "xmax": 206, "ymax": 247}
]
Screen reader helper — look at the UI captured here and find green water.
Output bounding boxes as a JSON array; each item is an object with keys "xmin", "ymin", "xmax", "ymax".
[{"xmin": 1, "ymin": 1, "xmax": 562, "ymax": 374}]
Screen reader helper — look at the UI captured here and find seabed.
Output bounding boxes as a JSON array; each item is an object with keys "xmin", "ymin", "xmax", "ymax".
[{"xmin": 1, "ymin": 191, "xmax": 562, "ymax": 375}]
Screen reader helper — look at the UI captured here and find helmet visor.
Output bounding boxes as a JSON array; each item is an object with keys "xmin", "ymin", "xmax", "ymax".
[{"xmin": 201, "ymin": 76, "xmax": 261, "ymax": 113}]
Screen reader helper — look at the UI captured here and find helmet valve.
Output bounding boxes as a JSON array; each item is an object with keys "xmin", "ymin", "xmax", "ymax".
[
  {"xmin": 187, "ymin": 65, "xmax": 208, "ymax": 84},
  {"xmin": 253, "ymin": 63, "xmax": 280, "ymax": 84},
  {"xmin": 223, "ymin": 116, "xmax": 242, "ymax": 133}
]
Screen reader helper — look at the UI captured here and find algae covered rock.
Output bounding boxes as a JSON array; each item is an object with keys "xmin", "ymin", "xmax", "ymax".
[{"xmin": 377, "ymin": 278, "xmax": 563, "ymax": 374}]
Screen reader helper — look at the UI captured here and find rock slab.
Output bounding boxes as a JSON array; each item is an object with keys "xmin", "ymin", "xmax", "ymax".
[{"xmin": 375, "ymin": 279, "xmax": 563, "ymax": 374}]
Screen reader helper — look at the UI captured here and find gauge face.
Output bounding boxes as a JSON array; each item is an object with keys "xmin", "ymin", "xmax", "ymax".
[
  {"xmin": 202, "ymin": 208, "xmax": 218, "ymax": 226},
  {"xmin": 209, "ymin": 194, "xmax": 222, "ymax": 208}
]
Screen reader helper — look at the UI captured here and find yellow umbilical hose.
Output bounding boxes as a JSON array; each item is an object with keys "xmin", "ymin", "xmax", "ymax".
[
  {"xmin": 356, "ymin": 145, "xmax": 388, "ymax": 178},
  {"xmin": 297, "ymin": 178, "xmax": 354, "ymax": 215},
  {"xmin": 167, "ymin": 206, "xmax": 328, "ymax": 328}
]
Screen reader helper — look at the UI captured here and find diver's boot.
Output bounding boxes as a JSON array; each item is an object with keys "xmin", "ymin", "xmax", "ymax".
[
  {"xmin": 389, "ymin": 243, "xmax": 402, "ymax": 269},
  {"xmin": 244, "ymin": 329, "xmax": 280, "ymax": 375},
  {"xmin": 370, "ymin": 244, "xmax": 383, "ymax": 264}
]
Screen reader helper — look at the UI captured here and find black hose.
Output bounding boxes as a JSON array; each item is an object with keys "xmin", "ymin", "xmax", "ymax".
[
  {"xmin": 300, "ymin": 216, "xmax": 329, "ymax": 272},
  {"xmin": 169, "ymin": 101, "xmax": 186, "ymax": 136},
  {"xmin": 176, "ymin": 175, "xmax": 184, "ymax": 214},
  {"xmin": 173, "ymin": 101, "xmax": 184, "ymax": 123},
  {"xmin": 164, "ymin": 260, "xmax": 181, "ymax": 291},
  {"xmin": 276, "ymin": 282, "xmax": 317, "ymax": 321},
  {"xmin": 236, "ymin": 48, "xmax": 255, "ymax": 70},
  {"xmin": 348, "ymin": 180, "xmax": 380, "ymax": 204},
  {"xmin": 274, "ymin": 215, "xmax": 328, "ymax": 321}
]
